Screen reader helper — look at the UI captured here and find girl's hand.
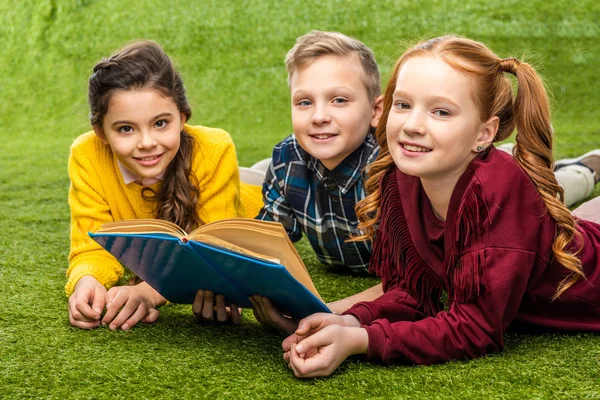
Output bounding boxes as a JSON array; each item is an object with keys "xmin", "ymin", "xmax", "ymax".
[
  {"xmin": 282, "ymin": 312, "xmax": 360, "ymax": 355},
  {"xmin": 102, "ymin": 282, "xmax": 164, "ymax": 330},
  {"xmin": 249, "ymin": 295, "xmax": 298, "ymax": 334},
  {"xmin": 68, "ymin": 275, "xmax": 107, "ymax": 330},
  {"xmin": 287, "ymin": 325, "xmax": 369, "ymax": 378},
  {"xmin": 192, "ymin": 289, "xmax": 242, "ymax": 324}
]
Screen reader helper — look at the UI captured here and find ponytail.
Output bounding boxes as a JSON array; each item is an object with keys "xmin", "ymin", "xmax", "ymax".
[{"xmin": 499, "ymin": 57, "xmax": 584, "ymax": 298}]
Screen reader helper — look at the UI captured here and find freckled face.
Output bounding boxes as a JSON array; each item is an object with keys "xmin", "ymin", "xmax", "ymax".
[{"xmin": 96, "ymin": 89, "xmax": 186, "ymax": 179}]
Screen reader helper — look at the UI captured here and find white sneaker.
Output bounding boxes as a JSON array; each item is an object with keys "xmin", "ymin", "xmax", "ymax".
[
  {"xmin": 555, "ymin": 149, "xmax": 600, "ymax": 184},
  {"xmin": 496, "ymin": 142, "xmax": 515, "ymax": 154}
]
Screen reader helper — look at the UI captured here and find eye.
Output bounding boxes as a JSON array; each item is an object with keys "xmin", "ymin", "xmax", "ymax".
[
  {"xmin": 118, "ymin": 125, "xmax": 133, "ymax": 134},
  {"xmin": 394, "ymin": 101, "xmax": 410, "ymax": 110},
  {"xmin": 433, "ymin": 109, "xmax": 451, "ymax": 117},
  {"xmin": 297, "ymin": 99, "xmax": 312, "ymax": 107},
  {"xmin": 155, "ymin": 119, "xmax": 168, "ymax": 128},
  {"xmin": 332, "ymin": 97, "xmax": 348, "ymax": 104}
]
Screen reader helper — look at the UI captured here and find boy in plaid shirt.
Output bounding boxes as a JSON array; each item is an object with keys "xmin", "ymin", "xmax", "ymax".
[{"xmin": 250, "ymin": 31, "xmax": 385, "ymax": 329}]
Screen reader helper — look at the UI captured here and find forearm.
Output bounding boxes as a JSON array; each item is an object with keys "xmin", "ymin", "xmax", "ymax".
[{"xmin": 327, "ymin": 283, "xmax": 383, "ymax": 314}]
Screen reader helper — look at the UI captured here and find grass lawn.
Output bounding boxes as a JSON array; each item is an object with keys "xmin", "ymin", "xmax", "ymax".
[{"xmin": 1, "ymin": 0, "xmax": 600, "ymax": 398}]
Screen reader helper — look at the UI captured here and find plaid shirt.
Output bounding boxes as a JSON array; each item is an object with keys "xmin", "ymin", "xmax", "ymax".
[{"xmin": 257, "ymin": 133, "xmax": 379, "ymax": 272}]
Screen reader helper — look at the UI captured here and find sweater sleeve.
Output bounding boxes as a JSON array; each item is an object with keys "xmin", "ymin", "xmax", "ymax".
[
  {"xmin": 343, "ymin": 286, "xmax": 429, "ymax": 325},
  {"xmin": 360, "ymin": 248, "xmax": 539, "ymax": 365},
  {"xmin": 65, "ymin": 145, "xmax": 124, "ymax": 296},
  {"xmin": 193, "ymin": 129, "xmax": 245, "ymax": 223}
]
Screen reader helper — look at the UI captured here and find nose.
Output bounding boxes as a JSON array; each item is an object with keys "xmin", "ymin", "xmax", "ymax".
[
  {"xmin": 137, "ymin": 130, "xmax": 158, "ymax": 149},
  {"xmin": 402, "ymin": 109, "xmax": 426, "ymax": 136},
  {"xmin": 310, "ymin": 103, "xmax": 331, "ymax": 125}
]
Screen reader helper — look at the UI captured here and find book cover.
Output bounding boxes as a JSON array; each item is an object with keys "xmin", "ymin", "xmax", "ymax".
[{"xmin": 90, "ymin": 227, "xmax": 331, "ymax": 319}]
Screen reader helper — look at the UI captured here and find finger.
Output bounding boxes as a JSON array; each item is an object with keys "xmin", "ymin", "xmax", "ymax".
[
  {"xmin": 192, "ymin": 289, "xmax": 204, "ymax": 316},
  {"xmin": 142, "ymin": 308, "xmax": 160, "ymax": 324},
  {"xmin": 290, "ymin": 344, "xmax": 326, "ymax": 378},
  {"xmin": 295, "ymin": 313, "xmax": 330, "ymax": 336},
  {"xmin": 229, "ymin": 304, "xmax": 241, "ymax": 325},
  {"xmin": 105, "ymin": 287, "xmax": 118, "ymax": 307},
  {"xmin": 68, "ymin": 296, "xmax": 91, "ymax": 322},
  {"xmin": 102, "ymin": 290, "xmax": 127, "ymax": 326},
  {"xmin": 282, "ymin": 333, "xmax": 303, "ymax": 352},
  {"xmin": 74, "ymin": 290, "xmax": 99, "ymax": 320},
  {"xmin": 110, "ymin": 300, "xmax": 143, "ymax": 330},
  {"xmin": 296, "ymin": 329, "xmax": 330, "ymax": 355},
  {"xmin": 249, "ymin": 296, "xmax": 267, "ymax": 324},
  {"xmin": 120, "ymin": 304, "xmax": 151, "ymax": 331},
  {"xmin": 215, "ymin": 295, "xmax": 227, "ymax": 322},
  {"xmin": 201, "ymin": 291, "xmax": 214, "ymax": 320},
  {"xmin": 90, "ymin": 286, "xmax": 106, "ymax": 319},
  {"xmin": 283, "ymin": 351, "xmax": 290, "ymax": 363},
  {"xmin": 69, "ymin": 313, "xmax": 101, "ymax": 329},
  {"xmin": 260, "ymin": 297, "xmax": 298, "ymax": 334}
]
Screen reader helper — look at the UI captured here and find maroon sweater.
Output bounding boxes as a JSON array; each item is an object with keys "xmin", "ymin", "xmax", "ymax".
[{"xmin": 345, "ymin": 148, "xmax": 600, "ymax": 365}]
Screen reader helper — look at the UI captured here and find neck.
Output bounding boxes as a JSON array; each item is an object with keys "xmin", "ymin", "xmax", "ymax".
[{"xmin": 420, "ymin": 170, "xmax": 465, "ymax": 221}]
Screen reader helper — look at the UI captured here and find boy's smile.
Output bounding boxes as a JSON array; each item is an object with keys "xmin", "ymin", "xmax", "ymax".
[
  {"xmin": 94, "ymin": 89, "xmax": 186, "ymax": 181},
  {"xmin": 290, "ymin": 54, "xmax": 382, "ymax": 171}
]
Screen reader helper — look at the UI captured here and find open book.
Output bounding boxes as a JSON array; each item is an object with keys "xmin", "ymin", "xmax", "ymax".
[{"xmin": 89, "ymin": 218, "xmax": 330, "ymax": 319}]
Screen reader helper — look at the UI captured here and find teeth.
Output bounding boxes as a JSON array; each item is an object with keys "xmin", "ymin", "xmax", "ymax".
[
  {"xmin": 312, "ymin": 134, "xmax": 334, "ymax": 139},
  {"xmin": 403, "ymin": 144, "xmax": 431, "ymax": 152},
  {"xmin": 138, "ymin": 155, "xmax": 159, "ymax": 161}
]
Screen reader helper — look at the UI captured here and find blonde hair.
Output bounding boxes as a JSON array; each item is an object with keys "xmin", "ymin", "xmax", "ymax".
[
  {"xmin": 285, "ymin": 30, "xmax": 381, "ymax": 101},
  {"xmin": 354, "ymin": 35, "xmax": 584, "ymax": 299}
]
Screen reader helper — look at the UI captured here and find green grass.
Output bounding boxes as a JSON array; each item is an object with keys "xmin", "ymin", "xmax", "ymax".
[{"xmin": 1, "ymin": 0, "xmax": 600, "ymax": 398}]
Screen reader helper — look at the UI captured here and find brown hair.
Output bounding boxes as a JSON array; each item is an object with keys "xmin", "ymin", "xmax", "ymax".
[
  {"xmin": 88, "ymin": 40, "xmax": 201, "ymax": 232},
  {"xmin": 355, "ymin": 35, "xmax": 583, "ymax": 298},
  {"xmin": 285, "ymin": 30, "xmax": 381, "ymax": 101}
]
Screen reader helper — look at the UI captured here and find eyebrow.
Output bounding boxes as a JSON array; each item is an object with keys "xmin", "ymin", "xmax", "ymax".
[
  {"xmin": 392, "ymin": 90, "xmax": 459, "ymax": 108},
  {"xmin": 110, "ymin": 112, "xmax": 174, "ymax": 127}
]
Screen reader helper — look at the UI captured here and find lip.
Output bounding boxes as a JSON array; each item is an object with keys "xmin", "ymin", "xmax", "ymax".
[
  {"xmin": 308, "ymin": 133, "xmax": 339, "ymax": 142},
  {"xmin": 399, "ymin": 141, "xmax": 432, "ymax": 157},
  {"xmin": 134, "ymin": 153, "xmax": 164, "ymax": 167}
]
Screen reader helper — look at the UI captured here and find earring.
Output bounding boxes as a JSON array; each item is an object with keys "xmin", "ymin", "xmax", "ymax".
[{"xmin": 476, "ymin": 145, "xmax": 485, "ymax": 152}]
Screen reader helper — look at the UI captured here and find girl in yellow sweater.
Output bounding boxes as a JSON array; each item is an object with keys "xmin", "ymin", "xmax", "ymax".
[{"xmin": 67, "ymin": 40, "xmax": 263, "ymax": 330}]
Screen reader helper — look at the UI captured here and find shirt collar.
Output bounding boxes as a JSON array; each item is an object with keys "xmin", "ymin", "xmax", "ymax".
[
  {"xmin": 307, "ymin": 133, "xmax": 379, "ymax": 194},
  {"xmin": 117, "ymin": 160, "xmax": 165, "ymax": 186}
]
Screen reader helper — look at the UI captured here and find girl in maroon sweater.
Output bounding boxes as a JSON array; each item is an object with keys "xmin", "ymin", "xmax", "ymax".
[{"xmin": 282, "ymin": 35, "xmax": 600, "ymax": 378}]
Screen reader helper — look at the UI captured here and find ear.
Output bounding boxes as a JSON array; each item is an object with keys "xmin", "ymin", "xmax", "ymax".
[
  {"xmin": 180, "ymin": 112, "xmax": 187, "ymax": 126},
  {"xmin": 370, "ymin": 95, "xmax": 384, "ymax": 129},
  {"xmin": 473, "ymin": 116, "xmax": 499, "ymax": 152},
  {"xmin": 93, "ymin": 125, "xmax": 109, "ymax": 145}
]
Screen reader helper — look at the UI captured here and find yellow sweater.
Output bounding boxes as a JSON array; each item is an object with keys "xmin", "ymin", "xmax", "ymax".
[{"xmin": 66, "ymin": 124, "xmax": 263, "ymax": 296}]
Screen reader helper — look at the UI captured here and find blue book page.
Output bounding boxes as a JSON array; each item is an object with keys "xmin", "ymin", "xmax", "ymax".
[
  {"xmin": 90, "ymin": 233, "xmax": 248, "ymax": 305},
  {"xmin": 188, "ymin": 241, "xmax": 330, "ymax": 319}
]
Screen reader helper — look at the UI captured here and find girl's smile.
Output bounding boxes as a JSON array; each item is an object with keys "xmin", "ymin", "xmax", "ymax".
[{"xmin": 94, "ymin": 89, "xmax": 186, "ymax": 181}]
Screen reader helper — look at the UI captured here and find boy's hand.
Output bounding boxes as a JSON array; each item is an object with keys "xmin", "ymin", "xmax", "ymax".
[
  {"xmin": 68, "ymin": 275, "xmax": 107, "ymax": 330},
  {"xmin": 287, "ymin": 325, "xmax": 368, "ymax": 378},
  {"xmin": 102, "ymin": 282, "xmax": 163, "ymax": 330},
  {"xmin": 192, "ymin": 289, "xmax": 242, "ymax": 324},
  {"xmin": 249, "ymin": 295, "xmax": 298, "ymax": 334}
]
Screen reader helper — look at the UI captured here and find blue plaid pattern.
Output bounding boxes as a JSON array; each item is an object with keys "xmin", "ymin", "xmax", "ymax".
[{"xmin": 257, "ymin": 133, "xmax": 379, "ymax": 272}]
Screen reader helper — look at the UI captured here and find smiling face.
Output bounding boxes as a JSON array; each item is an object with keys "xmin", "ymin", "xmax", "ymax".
[
  {"xmin": 290, "ymin": 54, "xmax": 382, "ymax": 170},
  {"xmin": 386, "ymin": 55, "xmax": 497, "ymax": 186},
  {"xmin": 94, "ymin": 88, "xmax": 186, "ymax": 180}
]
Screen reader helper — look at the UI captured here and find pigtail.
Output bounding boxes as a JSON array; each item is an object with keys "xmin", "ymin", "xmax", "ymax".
[
  {"xmin": 142, "ymin": 129, "xmax": 201, "ymax": 233},
  {"xmin": 500, "ymin": 58, "xmax": 584, "ymax": 298}
]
